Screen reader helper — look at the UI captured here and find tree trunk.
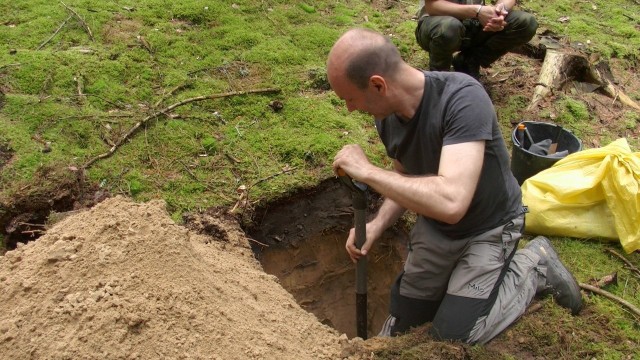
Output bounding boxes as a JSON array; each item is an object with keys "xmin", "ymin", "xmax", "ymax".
[
  {"xmin": 527, "ymin": 49, "xmax": 640, "ymax": 111},
  {"xmin": 527, "ymin": 49, "xmax": 592, "ymax": 111}
]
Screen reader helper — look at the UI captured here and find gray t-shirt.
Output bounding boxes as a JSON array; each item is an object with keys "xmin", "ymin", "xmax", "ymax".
[{"xmin": 375, "ymin": 71, "xmax": 521, "ymax": 238}]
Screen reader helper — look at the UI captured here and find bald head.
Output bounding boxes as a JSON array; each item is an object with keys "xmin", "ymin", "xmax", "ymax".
[{"xmin": 327, "ymin": 28, "xmax": 403, "ymax": 89}]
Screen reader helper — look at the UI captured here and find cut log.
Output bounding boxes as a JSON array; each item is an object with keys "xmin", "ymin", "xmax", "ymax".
[{"xmin": 527, "ymin": 49, "xmax": 593, "ymax": 111}]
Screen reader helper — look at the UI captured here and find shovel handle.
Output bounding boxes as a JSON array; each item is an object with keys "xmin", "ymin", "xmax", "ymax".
[
  {"xmin": 337, "ymin": 167, "xmax": 369, "ymax": 339},
  {"xmin": 337, "ymin": 169, "xmax": 368, "ymax": 194}
]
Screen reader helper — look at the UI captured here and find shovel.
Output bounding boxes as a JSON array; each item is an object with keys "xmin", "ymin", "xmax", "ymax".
[{"xmin": 337, "ymin": 169, "xmax": 368, "ymax": 339}]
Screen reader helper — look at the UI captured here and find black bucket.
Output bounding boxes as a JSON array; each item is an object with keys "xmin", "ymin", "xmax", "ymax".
[{"xmin": 510, "ymin": 121, "xmax": 582, "ymax": 185}]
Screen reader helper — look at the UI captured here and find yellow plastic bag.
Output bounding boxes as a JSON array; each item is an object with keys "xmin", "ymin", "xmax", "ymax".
[{"xmin": 522, "ymin": 138, "xmax": 640, "ymax": 253}]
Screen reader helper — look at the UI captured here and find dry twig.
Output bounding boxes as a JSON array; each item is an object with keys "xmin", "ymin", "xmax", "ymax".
[
  {"xmin": 154, "ymin": 83, "xmax": 192, "ymax": 108},
  {"xmin": 247, "ymin": 237, "xmax": 269, "ymax": 247},
  {"xmin": 249, "ymin": 166, "xmax": 297, "ymax": 189},
  {"xmin": 580, "ymin": 283, "xmax": 640, "ymax": 319},
  {"xmin": 178, "ymin": 160, "xmax": 198, "ymax": 180},
  {"xmin": 17, "ymin": 222, "xmax": 46, "ymax": 228},
  {"xmin": 74, "ymin": 74, "xmax": 85, "ymax": 104},
  {"xmin": 525, "ymin": 302, "xmax": 543, "ymax": 314},
  {"xmin": 37, "ymin": 14, "xmax": 73, "ymax": 50},
  {"xmin": 60, "ymin": 1, "xmax": 94, "ymax": 41},
  {"xmin": 606, "ymin": 248, "xmax": 640, "ymax": 277},
  {"xmin": 82, "ymin": 88, "xmax": 280, "ymax": 169},
  {"xmin": 22, "ymin": 229, "xmax": 47, "ymax": 236}
]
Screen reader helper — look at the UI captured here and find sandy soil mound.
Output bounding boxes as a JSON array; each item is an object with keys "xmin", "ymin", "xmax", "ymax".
[{"xmin": 0, "ymin": 196, "xmax": 353, "ymax": 359}]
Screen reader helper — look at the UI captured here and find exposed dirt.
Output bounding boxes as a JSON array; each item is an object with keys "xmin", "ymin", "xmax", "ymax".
[
  {"xmin": 0, "ymin": 196, "xmax": 360, "ymax": 360},
  {"xmin": 1, "ymin": 28, "xmax": 639, "ymax": 359},
  {"xmin": 0, "ymin": 166, "xmax": 107, "ymax": 251},
  {"xmin": 0, "ymin": 142, "xmax": 11, "ymax": 169},
  {"xmin": 246, "ymin": 178, "xmax": 409, "ymax": 339}
]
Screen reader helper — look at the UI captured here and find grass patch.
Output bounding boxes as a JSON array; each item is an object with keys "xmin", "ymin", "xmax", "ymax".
[
  {"xmin": 0, "ymin": 1, "xmax": 639, "ymax": 357},
  {"xmin": 525, "ymin": 0, "xmax": 640, "ymax": 59}
]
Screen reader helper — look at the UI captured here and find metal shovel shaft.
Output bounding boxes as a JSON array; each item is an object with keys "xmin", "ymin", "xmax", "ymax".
[
  {"xmin": 337, "ymin": 170, "xmax": 368, "ymax": 339},
  {"xmin": 352, "ymin": 192, "xmax": 368, "ymax": 339}
]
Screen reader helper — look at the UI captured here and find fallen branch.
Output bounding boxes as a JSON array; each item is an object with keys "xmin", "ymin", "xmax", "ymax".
[
  {"xmin": 60, "ymin": 1, "xmax": 94, "ymax": 41},
  {"xmin": 606, "ymin": 248, "xmax": 640, "ymax": 277},
  {"xmin": 37, "ymin": 14, "xmax": 73, "ymax": 50},
  {"xmin": 589, "ymin": 61, "xmax": 640, "ymax": 111},
  {"xmin": 580, "ymin": 283, "xmax": 640, "ymax": 319},
  {"xmin": 154, "ymin": 83, "xmax": 192, "ymax": 108},
  {"xmin": 82, "ymin": 87, "xmax": 280, "ymax": 169}
]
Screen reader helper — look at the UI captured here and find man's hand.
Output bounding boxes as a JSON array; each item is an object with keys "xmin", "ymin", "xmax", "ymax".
[
  {"xmin": 332, "ymin": 144, "xmax": 372, "ymax": 181},
  {"xmin": 495, "ymin": 2, "xmax": 509, "ymax": 15},
  {"xmin": 345, "ymin": 220, "xmax": 384, "ymax": 263},
  {"xmin": 479, "ymin": 4, "xmax": 508, "ymax": 32}
]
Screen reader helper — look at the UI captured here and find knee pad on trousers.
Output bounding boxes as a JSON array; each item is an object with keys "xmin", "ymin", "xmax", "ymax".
[{"xmin": 389, "ymin": 273, "xmax": 441, "ymax": 335}]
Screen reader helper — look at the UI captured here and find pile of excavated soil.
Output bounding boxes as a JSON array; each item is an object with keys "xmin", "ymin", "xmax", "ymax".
[{"xmin": 0, "ymin": 196, "xmax": 358, "ymax": 359}]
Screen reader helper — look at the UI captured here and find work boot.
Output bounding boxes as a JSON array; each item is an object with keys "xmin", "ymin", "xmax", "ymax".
[
  {"xmin": 452, "ymin": 52, "xmax": 480, "ymax": 79},
  {"xmin": 525, "ymin": 236, "xmax": 583, "ymax": 315}
]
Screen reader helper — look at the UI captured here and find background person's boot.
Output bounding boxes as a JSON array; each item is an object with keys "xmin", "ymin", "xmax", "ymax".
[
  {"xmin": 525, "ymin": 236, "xmax": 583, "ymax": 315},
  {"xmin": 452, "ymin": 52, "xmax": 480, "ymax": 79}
]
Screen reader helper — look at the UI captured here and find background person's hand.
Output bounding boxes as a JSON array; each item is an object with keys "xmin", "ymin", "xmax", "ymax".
[
  {"xmin": 483, "ymin": 4, "xmax": 508, "ymax": 32},
  {"xmin": 495, "ymin": 3, "xmax": 509, "ymax": 16},
  {"xmin": 483, "ymin": 14, "xmax": 507, "ymax": 32}
]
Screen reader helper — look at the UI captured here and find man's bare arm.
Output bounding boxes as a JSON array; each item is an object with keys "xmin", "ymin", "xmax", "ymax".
[{"xmin": 363, "ymin": 141, "xmax": 483, "ymax": 224}]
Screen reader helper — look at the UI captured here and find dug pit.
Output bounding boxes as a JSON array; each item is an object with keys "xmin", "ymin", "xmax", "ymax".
[{"xmin": 247, "ymin": 178, "xmax": 409, "ymax": 339}]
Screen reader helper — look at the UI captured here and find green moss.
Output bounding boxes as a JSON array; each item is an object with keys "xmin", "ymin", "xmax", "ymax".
[
  {"xmin": 299, "ymin": 3, "xmax": 316, "ymax": 14},
  {"xmin": 622, "ymin": 111, "xmax": 639, "ymax": 130},
  {"xmin": 526, "ymin": 0, "xmax": 639, "ymax": 59},
  {"xmin": 1, "ymin": 2, "xmax": 639, "ymax": 358},
  {"xmin": 201, "ymin": 136, "xmax": 218, "ymax": 154},
  {"xmin": 554, "ymin": 96, "xmax": 591, "ymax": 138}
]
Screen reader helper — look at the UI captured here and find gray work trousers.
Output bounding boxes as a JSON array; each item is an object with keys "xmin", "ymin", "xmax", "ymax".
[
  {"xmin": 415, "ymin": 11, "xmax": 538, "ymax": 71},
  {"xmin": 385, "ymin": 212, "xmax": 541, "ymax": 344}
]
